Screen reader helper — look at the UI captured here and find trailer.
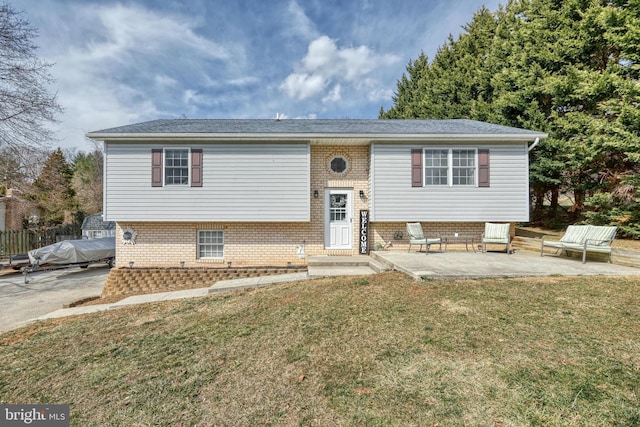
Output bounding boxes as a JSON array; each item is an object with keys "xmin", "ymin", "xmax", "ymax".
[{"xmin": 23, "ymin": 237, "xmax": 115, "ymax": 283}]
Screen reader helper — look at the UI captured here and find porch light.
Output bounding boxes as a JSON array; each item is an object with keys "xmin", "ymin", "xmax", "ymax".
[
  {"xmin": 313, "ymin": 190, "xmax": 319, "ymax": 198},
  {"xmin": 359, "ymin": 190, "xmax": 365, "ymax": 198}
]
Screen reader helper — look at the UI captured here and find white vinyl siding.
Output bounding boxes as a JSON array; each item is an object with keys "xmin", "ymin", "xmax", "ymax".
[
  {"xmin": 104, "ymin": 142, "xmax": 310, "ymax": 222},
  {"xmin": 370, "ymin": 142, "xmax": 530, "ymax": 222},
  {"xmin": 82, "ymin": 230, "xmax": 116, "ymax": 239}
]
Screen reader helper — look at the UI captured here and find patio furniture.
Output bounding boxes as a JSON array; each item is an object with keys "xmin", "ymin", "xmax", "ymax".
[
  {"xmin": 481, "ymin": 223, "xmax": 512, "ymax": 254},
  {"xmin": 541, "ymin": 225, "xmax": 617, "ymax": 263},
  {"xmin": 442, "ymin": 234, "xmax": 480, "ymax": 252},
  {"xmin": 406, "ymin": 223, "xmax": 442, "ymax": 255}
]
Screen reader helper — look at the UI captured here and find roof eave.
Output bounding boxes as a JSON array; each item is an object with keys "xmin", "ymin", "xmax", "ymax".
[{"xmin": 87, "ymin": 132, "xmax": 548, "ymax": 142}]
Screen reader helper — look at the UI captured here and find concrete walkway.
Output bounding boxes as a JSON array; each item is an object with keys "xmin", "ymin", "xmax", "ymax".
[{"xmin": 13, "ymin": 249, "xmax": 640, "ymax": 330}]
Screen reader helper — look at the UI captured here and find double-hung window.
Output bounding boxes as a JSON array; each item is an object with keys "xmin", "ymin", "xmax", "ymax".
[
  {"xmin": 424, "ymin": 149, "xmax": 449, "ymax": 185},
  {"xmin": 152, "ymin": 148, "xmax": 203, "ymax": 187},
  {"xmin": 421, "ymin": 148, "xmax": 478, "ymax": 187},
  {"xmin": 198, "ymin": 230, "xmax": 224, "ymax": 259},
  {"xmin": 452, "ymin": 149, "xmax": 476, "ymax": 186},
  {"xmin": 165, "ymin": 149, "xmax": 189, "ymax": 185}
]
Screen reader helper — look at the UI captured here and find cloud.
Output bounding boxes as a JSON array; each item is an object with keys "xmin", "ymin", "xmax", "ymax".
[
  {"xmin": 34, "ymin": 2, "xmax": 244, "ymax": 147},
  {"xmin": 80, "ymin": 3, "xmax": 229, "ymax": 62},
  {"xmin": 280, "ymin": 36, "xmax": 400, "ymax": 101},
  {"xmin": 323, "ymin": 84, "xmax": 342, "ymax": 103},
  {"xmin": 286, "ymin": 0, "xmax": 319, "ymax": 40},
  {"xmin": 18, "ymin": 0, "xmax": 506, "ymax": 150},
  {"xmin": 280, "ymin": 72, "xmax": 327, "ymax": 100}
]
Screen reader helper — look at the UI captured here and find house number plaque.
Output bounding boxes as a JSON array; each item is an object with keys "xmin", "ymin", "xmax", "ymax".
[{"xmin": 359, "ymin": 210, "xmax": 369, "ymax": 254}]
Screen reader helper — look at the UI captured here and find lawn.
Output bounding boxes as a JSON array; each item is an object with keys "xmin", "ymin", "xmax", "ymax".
[{"xmin": 1, "ymin": 272, "xmax": 639, "ymax": 426}]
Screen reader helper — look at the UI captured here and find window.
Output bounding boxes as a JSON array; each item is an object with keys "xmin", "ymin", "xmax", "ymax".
[
  {"xmin": 452, "ymin": 150, "xmax": 476, "ymax": 186},
  {"xmin": 165, "ymin": 149, "xmax": 189, "ymax": 185},
  {"xmin": 152, "ymin": 148, "xmax": 203, "ymax": 187},
  {"xmin": 421, "ymin": 148, "xmax": 478, "ymax": 187},
  {"xmin": 330, "ymin": 156, "xmax": 347, "ymax": 173},
  {"xmin": 198, "ymin": 230, "xmax": 224, "ymax": 258},
  {"xmin": 424, "ymin": 149, "xmax": 449, "ymax": 185}
]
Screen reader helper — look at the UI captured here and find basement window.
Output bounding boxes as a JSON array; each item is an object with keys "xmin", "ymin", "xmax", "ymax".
[{"xmin": 198, "ymin": 230, "xmax": 224, "ymax": 259}]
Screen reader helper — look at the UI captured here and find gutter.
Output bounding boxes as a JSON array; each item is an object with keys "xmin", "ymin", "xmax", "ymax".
[
  {"xmin": 528, "ymin": 137, "xmax": 540, "ymax": 152},
  {"xmin": 86, "ymin": 132, "xmax": 548, "ymax": 143}
]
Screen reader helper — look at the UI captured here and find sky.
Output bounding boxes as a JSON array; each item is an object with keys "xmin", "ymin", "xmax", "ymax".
[{"xmin": 19, "ymin": 0, "xmax": 504, "ymax": 152}]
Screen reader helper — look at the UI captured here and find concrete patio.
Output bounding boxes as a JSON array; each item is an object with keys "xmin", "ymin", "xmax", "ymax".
[{"xmin": 369, "ymin": 249, "xmax": 640, "ymax": 280}]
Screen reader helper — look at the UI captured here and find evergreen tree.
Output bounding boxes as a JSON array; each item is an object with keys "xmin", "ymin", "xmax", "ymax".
[
  {"xmin": 381, "ymin": 0, "xmax": 640, "ymax": 236},
  {"xmin": 31, "ymin": 148, "xmax": 75, "ymax": 225},
  {"xmin": 72, "ymin": 150, "xmax": 103, "ymax": 216}
]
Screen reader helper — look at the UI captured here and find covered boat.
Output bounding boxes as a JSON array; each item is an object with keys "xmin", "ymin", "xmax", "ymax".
[{"xmin": 28, "ymin": 237, "xmax": 115, "ymax": 266}]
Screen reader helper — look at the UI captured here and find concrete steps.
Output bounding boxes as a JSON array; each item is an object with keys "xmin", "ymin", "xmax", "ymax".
[{"xmin": 307, "ymin": 255, "xmax": 390, "ymax": 278}]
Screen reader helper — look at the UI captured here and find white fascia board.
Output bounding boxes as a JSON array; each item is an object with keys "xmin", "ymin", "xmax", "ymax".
[{"xmin": 86, "ymin": 132, "xmax": 548, "ymax": 143}]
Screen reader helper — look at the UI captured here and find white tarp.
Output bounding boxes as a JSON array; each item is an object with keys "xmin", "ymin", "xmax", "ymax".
[{"xmin": 28, "ymin": 237, "xmax": 115, "ymax": 265}]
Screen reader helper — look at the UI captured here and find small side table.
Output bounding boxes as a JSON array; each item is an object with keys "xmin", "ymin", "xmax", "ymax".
[{"xmin": 442, "ymin": 235, "xmax": 480, "ymax": 252}]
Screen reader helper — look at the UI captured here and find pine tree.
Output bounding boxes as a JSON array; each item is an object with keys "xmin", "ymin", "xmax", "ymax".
[
  {"xmin": 31, "ymin": 148, "xmax": 75, "ymax": 225},
  {"xmin": 381, "ymin": 0, "xmax": 640, "ymax": 235},
  {"xmin": 72, "ymin": 150, "xmax": 103, "ymax": 216}
]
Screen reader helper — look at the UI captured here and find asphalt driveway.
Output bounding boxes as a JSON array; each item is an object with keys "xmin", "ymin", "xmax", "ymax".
[{"xmin": 0, "ymin": 265, "xmax": 109, "ymax": 333}]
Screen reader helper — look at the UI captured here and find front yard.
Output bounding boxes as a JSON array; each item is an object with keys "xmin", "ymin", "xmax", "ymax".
[{"xmin": 1, "ymin": 272, "xmax": 639, "ymax": 426}]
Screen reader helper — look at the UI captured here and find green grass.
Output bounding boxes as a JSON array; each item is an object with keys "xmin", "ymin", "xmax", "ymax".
[{"xmin": 1, "ymin": 272, "xmax": 639, "ymax": 426}]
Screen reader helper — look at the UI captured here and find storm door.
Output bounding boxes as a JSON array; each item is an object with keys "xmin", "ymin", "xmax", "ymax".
[{"xmin": 324, "ymin": 189, "xmax": 353, "ymax": 249}]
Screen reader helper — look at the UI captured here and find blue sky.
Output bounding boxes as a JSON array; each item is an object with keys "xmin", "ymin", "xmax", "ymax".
[{"xmin": 20, "ymin": 0, "xmax": 503, "ymax": 151}]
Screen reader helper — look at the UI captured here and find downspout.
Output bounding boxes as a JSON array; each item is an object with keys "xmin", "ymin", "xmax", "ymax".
[{"xmin": 528, "ymin": 137, "xmax": 540, "ymax": 152}]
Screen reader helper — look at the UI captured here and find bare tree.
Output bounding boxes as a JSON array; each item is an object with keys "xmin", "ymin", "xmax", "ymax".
[{"xmin": 0, "ymin": 3, "xmax": 61, "ymax": 149}]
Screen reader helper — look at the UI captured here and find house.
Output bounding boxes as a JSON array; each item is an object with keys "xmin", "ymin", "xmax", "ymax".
[
  {"xmin": 87, "ymin": 119, "xmax": 547, "ymax": 268},
  {"xmin": 81, "ymin": 212, "xmax": 116, "ymax": 239},
  {"xmin": 0, "ymin": 189, "xmax": 38, "ymax": 231}
]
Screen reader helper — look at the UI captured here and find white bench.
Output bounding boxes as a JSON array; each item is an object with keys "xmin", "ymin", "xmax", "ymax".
[{"xmin": 541, "ymin": 225, "xmax": 617, "ymax": 263}]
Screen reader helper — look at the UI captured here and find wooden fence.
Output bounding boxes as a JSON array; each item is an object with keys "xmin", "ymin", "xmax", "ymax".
[{"xmin": 0, "ymin": 224, "xmax": 82, "ymax": 257}]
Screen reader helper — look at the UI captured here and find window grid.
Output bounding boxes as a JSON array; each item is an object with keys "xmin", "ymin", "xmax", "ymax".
[
  {"xmin": 329, "ymin": 194, "xmax": 347, "ymax": 221},
  {"xmin": 452, "ymin": 150, "xmax": 476, "ymax": 186},
  {"xmin": 423, "ymin": 148, "xmax": 477, "ymax": 187},
  {"xmin": 165, "ymin": 149, "xmax": 189, "ymax": 185},
  {"xmin": 198, "ymin": 230, "xmax": 224, "ymax": 259},
  {"xmin": 424, "ymin": 149, "xmax": 449, "ymax": 186}
]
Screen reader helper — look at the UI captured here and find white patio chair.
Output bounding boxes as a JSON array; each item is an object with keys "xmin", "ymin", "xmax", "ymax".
[
  {"xmin": 481, "ymin": 223, "xmax": 512, "ymax": 254},
  {"xmin": 406, "ymin": 223, "xmax": 442, "ymax": 255}
]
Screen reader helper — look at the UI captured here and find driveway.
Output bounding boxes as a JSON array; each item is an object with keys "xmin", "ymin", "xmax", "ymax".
[{"xmin": 0, "ymin": 265, "xmax": 109, "ymax": 333}]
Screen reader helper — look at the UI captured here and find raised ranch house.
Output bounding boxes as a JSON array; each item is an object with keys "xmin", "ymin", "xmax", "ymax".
[{"xmin": 87, "ymin": 119, "xmax": 547, "ymax": 268}]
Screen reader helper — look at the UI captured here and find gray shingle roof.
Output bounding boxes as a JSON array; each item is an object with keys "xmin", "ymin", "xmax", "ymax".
[
  {"xmin": 88, "ymin": 118, "xmax": 546, "ymax": 139},
  {"xmin": 81, "ymin": 213, "xmax": 115, "ymax": 231}
]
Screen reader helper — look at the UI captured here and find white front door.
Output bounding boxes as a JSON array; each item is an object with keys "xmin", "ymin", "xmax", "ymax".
[{"xmin": 325, "ymin": 189, "xmax": 353, "ymax": 250}]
